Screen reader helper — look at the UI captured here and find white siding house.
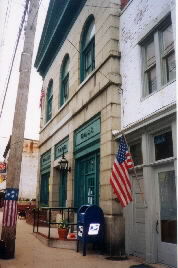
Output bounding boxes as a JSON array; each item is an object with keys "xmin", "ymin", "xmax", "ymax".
[
  {"xmin": 3, "ymin": 138, "xmax": 39, "ymax": 200},
  {"xmin": 119, "ymin": 0, "xmax": 176, "ymax": 266}
]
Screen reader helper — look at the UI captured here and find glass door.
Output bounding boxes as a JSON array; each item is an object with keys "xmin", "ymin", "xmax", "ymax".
[
  {"xmin": 75, "ymin": 151, "xmax": 99, "ymax": 208},
  {"xmin": 155, "ymin": 166, "xmax": 177, "ymax": 267}
]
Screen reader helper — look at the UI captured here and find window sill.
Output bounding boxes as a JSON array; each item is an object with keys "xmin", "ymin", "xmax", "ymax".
[
  {"xmin": 128, "ymin": 157, "xmax": 176, "ymax": 170},
  {"xmin": 161, "ymin": 79, "xmax": 176, "ymax": 90},
  {"xmin": 149, "ymin": 157, "xmax": 176, "ymax": 167},
  {"xmin": 141, "ymin": 79, "xmax": 176, "ymax": 101}
]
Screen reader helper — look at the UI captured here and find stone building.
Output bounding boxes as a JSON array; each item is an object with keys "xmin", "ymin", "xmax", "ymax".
[
  {"xmin": 118, "ymin": 0, "xmax": 176, "ymax": 266},
  {"xmin": 3, "ymin": 138, "xmax": 39, "ymax": 200},
  {"xmin": 34, "ymin": 0, "xmax": 177, "ymax": 264},
  {"xmin": 35, "ymin": 0, "xmax": 122, "ymax": 254}
]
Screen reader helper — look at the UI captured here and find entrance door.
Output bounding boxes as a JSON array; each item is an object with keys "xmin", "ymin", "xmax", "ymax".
[
  {"xmin": 75, "ymin": 151, "xmax": 99, "ymax": 207},
  {"xmin": 155, "ymin": 165, "xmax": 177, "ymax": 267},
  {"xmin": 40, "ymin": 172, "xmax": 49, "ymax": 206}
]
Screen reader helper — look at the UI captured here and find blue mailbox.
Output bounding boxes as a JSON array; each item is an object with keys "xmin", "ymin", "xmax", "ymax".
[{"xmin": 76, "ymin": 205, "xmax": 105, "ymax": 256}]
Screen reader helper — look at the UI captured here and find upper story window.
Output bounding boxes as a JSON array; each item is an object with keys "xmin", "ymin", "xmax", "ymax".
[
  {"xmin": 160, "ymin": 23, "xmax": 175, "ymax": 84},
  {"xmin": 60, "ymin": 54, "xmax": 69, "ymax": 107},
  {"xmin": 80, "ymin": 15, "xmax": 95, "ymax": 82},
  {"xmin": 142, "ymin": 15, "xmax": 176, "ymax": 97},
  {"xmin": 46, "ymin": 79, "xmax": 53, "ymax": 123}
]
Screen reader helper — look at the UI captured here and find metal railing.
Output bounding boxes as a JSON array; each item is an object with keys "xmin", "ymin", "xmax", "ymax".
[{"xmin": 33, "ymin": 207, "xmax": 78, "ymax": 239}]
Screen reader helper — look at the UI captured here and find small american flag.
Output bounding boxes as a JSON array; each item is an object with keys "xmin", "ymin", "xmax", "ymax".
[
  {"xmin": 110, "ymin": 135, "xmax": 134, "ymax": 207},
  {"xmin": 39, "ymin": 88, "xmax": 45, "ymax": 108},
  {"xmin": 2, "ymin": 188, "xmax": 19, "ymax": 227}
]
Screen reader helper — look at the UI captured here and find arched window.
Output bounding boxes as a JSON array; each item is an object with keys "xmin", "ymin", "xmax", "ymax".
[
  {"xmin": 46, "ymin": 79, "xmax": 53, "ymax": 122},
  {"xmin": 60, "ymin": 54, "xmax": 69, "ymax": 106},
  {"xmin": 80, "ymin": 16, "xmax": 95, "ymax": 82}
]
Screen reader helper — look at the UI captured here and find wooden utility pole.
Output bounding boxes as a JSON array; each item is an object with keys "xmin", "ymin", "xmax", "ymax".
[{"xmin": 1, "ymin": 0, "xmax": 39, "ymax": 258}]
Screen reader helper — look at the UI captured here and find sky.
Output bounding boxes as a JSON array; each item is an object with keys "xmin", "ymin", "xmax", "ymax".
[{"xmin": 0, "ymin": 0, "xmax": 50, "ymax": 161}]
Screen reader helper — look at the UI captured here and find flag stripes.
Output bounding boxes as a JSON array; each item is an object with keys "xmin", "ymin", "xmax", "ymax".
[
  {"xmin": 2, "ymin": 188, "xmax": 19, "ymax": 227},
  {"xmin": 110, "ymin": 135, "xmax": 134, "ymax": 207},
  {"xmin": 3, "ymin": 200, "xmax": 18, "ymax": 227}
]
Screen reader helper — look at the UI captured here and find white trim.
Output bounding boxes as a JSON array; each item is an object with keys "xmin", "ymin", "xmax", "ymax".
[{"xmin": 114, "ymin": 103, "xmax": 176, "ymax": 139}]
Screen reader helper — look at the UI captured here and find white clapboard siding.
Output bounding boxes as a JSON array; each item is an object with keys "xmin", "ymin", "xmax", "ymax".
[{"xmin": 133, "ymin": 175, "xmax": 146, "ymax": 257}]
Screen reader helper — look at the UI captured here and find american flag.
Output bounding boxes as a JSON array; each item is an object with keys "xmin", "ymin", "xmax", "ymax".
[
  {"xmin": 110, "ymin": 135, "xmax": 134, "ymax": 207},
  {"xmin": 2, "ymin": 188, "xmax": 19, "ymax": 227},
  {"xmin": 39, "ymin": 88, "xmax": 45, "ymax": 108}
]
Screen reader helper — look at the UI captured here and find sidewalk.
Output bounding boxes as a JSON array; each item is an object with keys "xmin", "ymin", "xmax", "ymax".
[{"xmin": 0, "ymin": 210, "xmax": 167, "ymax": 268}]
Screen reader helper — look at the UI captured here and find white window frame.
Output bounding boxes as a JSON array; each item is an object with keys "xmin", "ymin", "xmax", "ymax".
[{"xmin": 141, "ymin": 15, "xmax": 175, "ymax": 98}]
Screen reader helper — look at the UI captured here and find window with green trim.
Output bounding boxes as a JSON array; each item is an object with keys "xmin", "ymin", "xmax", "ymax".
[
  {"xmin": 46, "ymin": 79, "xmax": 53, "ymax": 122},
  {"xmin": 59, "ymin": 172, "xmax": 67, "ymax": 207},
  {"xmin": 40, "ymin": 172, "xmax": 49, "ymax": 206},
  {"xmin": 80, "ymin": 16, "xmax": 95, "ymax": 82},
  {"xmin": 60, "ymin": 55, "xmax": 69, "ymax": 106}
]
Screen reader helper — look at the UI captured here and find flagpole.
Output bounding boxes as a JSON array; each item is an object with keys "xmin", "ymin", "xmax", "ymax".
[{"xmin": 121, "ymin": 132, "xmax": 147, "ymax": 208}]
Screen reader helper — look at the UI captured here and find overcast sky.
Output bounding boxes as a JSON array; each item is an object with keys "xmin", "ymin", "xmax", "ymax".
[{"xmin": 0, "ymin": 0, "xmax": 49, "ymax": 161}]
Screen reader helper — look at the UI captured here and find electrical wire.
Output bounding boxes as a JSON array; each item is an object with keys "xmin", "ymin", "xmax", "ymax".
[
  {"xmin": 0, "ymin": 0, "xmax": 29, "ymax": 120},
  {"xmin": 66, "ymin": 38, "xmax": 121, "ymax": 89},
  {"xmin": 0, "ymin": 0, "xmax": 12, "ymax": 48}
]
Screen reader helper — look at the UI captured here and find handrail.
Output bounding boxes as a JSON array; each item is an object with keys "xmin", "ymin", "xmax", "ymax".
[{"xmin": 33, "ymin": 207, "xmax": 78, "ymax": 239}]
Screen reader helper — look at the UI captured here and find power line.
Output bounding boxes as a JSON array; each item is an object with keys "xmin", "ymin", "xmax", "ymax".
[
  {"xmin": 66, "ymin": 38, "xmax": 119, "ymax": 87},
  {"xmin": 0, "ymin": 0, "xmax": 29, "ymax": 120},
  {"xmin": 0, "ymin": 0, "xmax": 12, "ymax": 48}
]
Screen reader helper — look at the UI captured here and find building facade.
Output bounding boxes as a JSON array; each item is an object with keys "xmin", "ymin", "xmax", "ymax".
[
  {"xmin": 119, "ymin": 0, "xmax": 176, "ymax": 266},
  {"xmin": 35, "ymin": 0, "xmax": 177, "ymax": 265},
  {"xmin": 3, "ymin": 138, "xmax": 39, "ymax": 200},
  {"xmin": 35, "ymin": 0, "xmax": 123, "ymax": 254}
]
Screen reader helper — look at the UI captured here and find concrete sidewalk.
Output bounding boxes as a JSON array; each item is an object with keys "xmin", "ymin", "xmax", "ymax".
[{"xmin": 0, "ymin": 210, "xmax": 167, "ymax": 268}]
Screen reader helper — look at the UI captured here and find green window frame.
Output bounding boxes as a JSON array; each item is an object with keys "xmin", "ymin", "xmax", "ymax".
[
  {"xmin": 60, "ymin": 54, "xmax": 69, "ymax": 107},
  {"xmin": 80, "ymin": 15, "xmax": 95, "ymax": 82},
  {"xmin": 74, "ymin": 151, "xmax": 100, "ymax": 208},
  {"xmin": 46, "ymin": 79, "xmax": 53, "ymax": 122}
]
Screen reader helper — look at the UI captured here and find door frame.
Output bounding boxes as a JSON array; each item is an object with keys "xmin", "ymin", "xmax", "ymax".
[
  {"xmin": 74, "ymin": 150, "xmax": 100, "ymax": 208},
  {"xmin": 154, "ymin": 163, "xmax": 177, "ymax": 267}
]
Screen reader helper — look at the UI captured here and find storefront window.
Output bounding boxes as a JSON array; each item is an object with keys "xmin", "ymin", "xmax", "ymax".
[
  {"xmin": 130, "ymin": 141, "xmax": 143, "ymax": 166},
  {"xmin": 154, "ymin": 131, "xmax": 173, "ymax": 160}
]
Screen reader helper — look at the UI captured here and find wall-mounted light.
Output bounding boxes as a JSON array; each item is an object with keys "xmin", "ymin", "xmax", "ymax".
[{"xmin": 58, "ymin": 149, "xmax": 71, "ymax": 172}]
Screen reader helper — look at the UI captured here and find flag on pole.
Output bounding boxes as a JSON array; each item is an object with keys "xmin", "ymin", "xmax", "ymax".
[
  {"xmin": 110, "ymin": 135, "xmax": 134, "ymax": 207},
  {"xmin": 2, "ymin": 188, "xmax": 19, "ymax": 227},
  {"xmin": 39, "ymin": 88, "xmax": 45, "ymax": 108}
]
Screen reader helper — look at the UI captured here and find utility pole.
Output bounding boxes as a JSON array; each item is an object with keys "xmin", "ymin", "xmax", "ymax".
[{"xmin": 1, "ymin": 0, "xmax": 39, "ymax": 259}]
